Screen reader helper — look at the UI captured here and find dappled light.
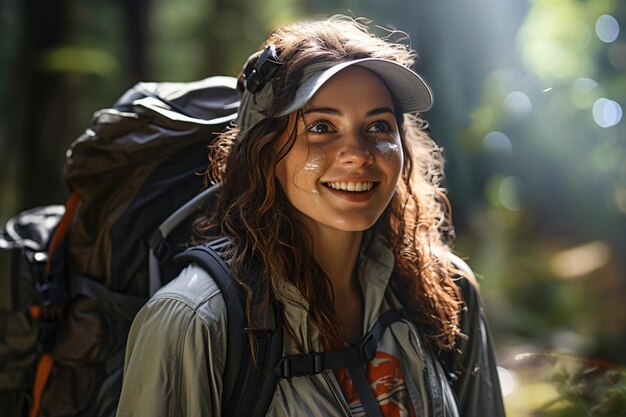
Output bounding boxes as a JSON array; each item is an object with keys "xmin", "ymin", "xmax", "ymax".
[
  {"xmin": 503, "ymin": 91, "xmax": 533, "ymax": 117},
  {"xmin": 592, "ymin": 98, "xmax": 623, "ymax": 128},
  {"xmin": 483, "ymin": 131, "xmax": 513, "ymax": 155},
  {"xmin": 596, "ymin": 14, "xmax": 620, "ymax": 43},
  {"xmin": 549, "ymin": 241, "xmax": 612, "ymax": 280},
  {"xmin": 0, "ymin": 0, "xmax": 624, "ymax": 416},
  {"xmin": 498, "ymin": 366, "xmax": 517, "ymax": 397}
]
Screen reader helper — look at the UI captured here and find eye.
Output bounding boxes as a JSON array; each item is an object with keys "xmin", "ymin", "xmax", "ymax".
[
  {"xmin": 367, "ymin": 121, "xmax": 393, "ymax": 134},
  {"xmin": 306, "ymin": 120, "xmax": 335, "ymax": 134}
]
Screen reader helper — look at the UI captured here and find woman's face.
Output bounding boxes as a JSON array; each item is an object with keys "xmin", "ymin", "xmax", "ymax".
[{"xmin": 275, "ymin": 66, "xmax": 403, "ymax": 235}]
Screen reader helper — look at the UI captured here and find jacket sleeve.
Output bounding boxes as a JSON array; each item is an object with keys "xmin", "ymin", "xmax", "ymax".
[
  {"xmin": 450, "ymin": 273, "xmax": 506, "ymax": 417},
  {"xmin": 115, "ymin": 266, "xmax": 227, "ymax": 417}
]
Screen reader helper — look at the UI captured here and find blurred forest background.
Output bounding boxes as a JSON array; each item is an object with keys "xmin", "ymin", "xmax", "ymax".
[{"xmin": 1, "ymin": 0, "xmax": 625, "ymax": 415}]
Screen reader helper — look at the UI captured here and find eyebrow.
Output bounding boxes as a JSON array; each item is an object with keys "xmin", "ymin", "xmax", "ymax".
[
  {"xmin": 303, "ymin": 106, "xmax": 396, "ymax": 117},
  {"xmin": 366, "ymin": 107, "xmax": 396, "ymax": 117}
]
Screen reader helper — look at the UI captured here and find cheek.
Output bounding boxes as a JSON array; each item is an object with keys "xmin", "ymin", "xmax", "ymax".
[
  {"xmin": 288, "ymin": 144, "xmax": 326, "ymax": 184},
  {"xmin": 375, "ymin": 139, "xmax": 402, "ymax": 161},
  {"xmin": 303, "ymin": 153, "xmax": 326, "ymax": 175},
  {"xmin": 375, "ymin": 139, "xmax": 404, "ymax": 180},
  {"xmin": 276, "ymin": 145, "xmax": 326, "ymax": 197}
]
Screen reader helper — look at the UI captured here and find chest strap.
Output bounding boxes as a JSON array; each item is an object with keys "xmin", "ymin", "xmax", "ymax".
[
  {"xmin": 276, "ymin": 309, "xmax": 406, "ymax": 416},
  {"xmin": 276, "ymin": 308, "xmax": 405, "ymax": 378}
]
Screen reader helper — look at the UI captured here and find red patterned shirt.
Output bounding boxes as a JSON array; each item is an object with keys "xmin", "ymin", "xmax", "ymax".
[{"xmin": 334, "ymin": 350, "xmax": 417, "ymax": 417}]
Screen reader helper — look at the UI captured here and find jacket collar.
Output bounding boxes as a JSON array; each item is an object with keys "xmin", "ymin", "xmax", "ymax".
[{"xmin": 357, "ymin": 231, "xmax": 395, "ymax": 333}]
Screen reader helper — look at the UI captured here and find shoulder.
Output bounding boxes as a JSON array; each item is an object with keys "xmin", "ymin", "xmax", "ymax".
[
  {"xmin": 153, "ymin": 263, "xmax": 226, "ymax": 310},
  {"xmin": 124, "ymin": 264, "xmax": 229, "ymax": 383},
  {"xmin": 119, "ymin": 264, "xmax": 228, "ymax": 416},
  {"xmin": 132, "ymin": 263, "xmax": 228, "ymax": 340}
]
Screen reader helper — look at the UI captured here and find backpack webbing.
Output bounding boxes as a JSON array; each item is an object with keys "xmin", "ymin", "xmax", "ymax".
[{"xmin": 174, "ymin": 242, "xmax": 283, "ymax": 417}]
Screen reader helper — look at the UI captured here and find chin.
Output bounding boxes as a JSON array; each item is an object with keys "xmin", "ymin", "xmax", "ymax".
[{"xmin": 325, "ymin": 216, "xmax": 379, "ymax": 233}]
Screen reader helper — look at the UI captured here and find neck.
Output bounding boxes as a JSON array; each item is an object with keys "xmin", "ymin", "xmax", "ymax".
[
  {"xmin": 300, "ymin": 221, "xmax": 363, "ymax": 295},
  {"xmin": 299, "ymin": 221, "xmax": 365, "ymax": 344}
]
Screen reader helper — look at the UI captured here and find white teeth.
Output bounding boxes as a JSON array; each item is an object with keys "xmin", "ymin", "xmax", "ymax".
[{"xmin": 327, "ymin": 181, "xmax": 374, "ymax": 192}]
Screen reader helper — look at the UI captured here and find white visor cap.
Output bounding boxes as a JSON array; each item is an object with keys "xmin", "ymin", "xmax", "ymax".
[{"xmin": 278, "ymin": 57, "xmax": 433, "ymax": 117}]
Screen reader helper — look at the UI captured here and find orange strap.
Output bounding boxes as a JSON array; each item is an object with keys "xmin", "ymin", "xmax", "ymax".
[
  {"xmin": 44, "ymin": 191, "xmax": 80, "ymax": 276},
  {"xmin": 29, "ymin": 353, "xmax": 54, "ymax": 417},
  {"xmin": 29, "ymin": 305, "xmax": 42, "ymax": 320},
  {"xmin": 29, "ymin": 191, "xmax": 80, "ymax": 417}
]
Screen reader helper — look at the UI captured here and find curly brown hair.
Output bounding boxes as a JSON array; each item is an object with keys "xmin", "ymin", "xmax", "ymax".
[{"xmin": 194, "ymin": 17, "xmax": 464, "ymax": 352}]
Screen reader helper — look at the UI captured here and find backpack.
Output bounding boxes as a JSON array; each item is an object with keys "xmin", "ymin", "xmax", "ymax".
[{"xmin": 0, "ymin": 76, "xmax": 241, "ymax": 417}]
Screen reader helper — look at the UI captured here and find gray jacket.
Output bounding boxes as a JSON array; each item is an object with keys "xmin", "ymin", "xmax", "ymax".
[{"xmin": 116, "ymin": 236, "xmax": 506, "ymax": 416}]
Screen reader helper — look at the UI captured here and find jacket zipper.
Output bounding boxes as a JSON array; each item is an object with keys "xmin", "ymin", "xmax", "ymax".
[
  {"xmin": 322, "ymin": 371, "xmax": 352, "ymax": 417},
  {"xmin": 423, "ymin": 367, "xmax": 434, "ymax": 417}
]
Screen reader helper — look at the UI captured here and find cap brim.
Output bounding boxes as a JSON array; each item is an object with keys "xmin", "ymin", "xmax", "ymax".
[{"xmin": 279, "ymin": 58, "xmax": 433, "ymax": 116}]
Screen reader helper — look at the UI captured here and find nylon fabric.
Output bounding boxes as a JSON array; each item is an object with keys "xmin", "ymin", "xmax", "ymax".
[
  {"xmin": 449, "ymin": 277, "xmax": 507, "ymax": 417},
  {"xmin": 116, "ymin": 265, "xmax": 227, "ymax": 417},
  {"xmin": 346, "ymin": 363, "xmax": 384, "ymax": 417},
  {"xmin": 64, "ymin": 76, "xmax": 238, "ymax": 297}
]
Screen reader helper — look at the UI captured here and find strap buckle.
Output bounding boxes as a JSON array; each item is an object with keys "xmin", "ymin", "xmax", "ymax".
[
  {"xmin": 358, "ymin": 332, "xmax": 378, "ymax": 363},
  {"xmin": 244, "ymin": 45, "xmax": 281, "ymax": 93},
  {"xmin": 276, "ymin": 352, "xmax": 324, "ymax": 378}
]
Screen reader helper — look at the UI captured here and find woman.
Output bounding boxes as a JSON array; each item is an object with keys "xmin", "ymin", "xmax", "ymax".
[{"xmin": 117, "ymin": 17, "xmax": 506, "ymax": 417}]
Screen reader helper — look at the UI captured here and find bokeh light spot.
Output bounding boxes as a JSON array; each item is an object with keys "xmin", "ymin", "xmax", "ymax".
[
  {"xmin": 549, "ymin": 241, "xmax": 611, "ymax": 279},
  {"xmin": 483, "ymin": 131, "xmax": 513, "ymax": 154},
  {"xmin": 572, "ymin": 77, "xmax": 598, "ymax": 94},
  {"xmin": 497, "ymin": 367, "xmax": 516, "ymax": 397},
  {"xmin": 519, "ymin": 3, "xmax": 595, "ymax": 80},
  {"xmin": 592, "ymin": 98, "xmax": 623, "ymax": 128},
  {"xmin": 570, "ymin": 78, "xmax": 598, "ymax": 109},
  {"xmin": 595, "ymin": 14, "xmax": 619, "ymax": 43},
  {"xmin": 503, "ymin": 91, "xmax": 532, "ymax": 117},
  {"xmin": 498, "ymin": 176, "xmax": 522, "ymax": 211}
]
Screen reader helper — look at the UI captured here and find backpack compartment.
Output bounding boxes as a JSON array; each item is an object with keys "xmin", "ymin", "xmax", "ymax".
[{"xmin": 0, "ymin": 206, "xmax": 65, "ymax": 416}]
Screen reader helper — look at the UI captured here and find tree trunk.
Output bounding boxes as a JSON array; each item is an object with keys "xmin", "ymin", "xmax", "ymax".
[
  {"xmin": 124, "ymin": 0, "xmax": 150, "ymax": 82},
  {"xmin": 9, "ymin": 0, "xmax": 75, "ymax": 209}
]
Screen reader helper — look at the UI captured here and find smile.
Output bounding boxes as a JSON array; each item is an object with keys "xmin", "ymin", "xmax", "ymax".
[{"xmin": 325, "ymin": 181, "xmax": 375, "ymax": 192}]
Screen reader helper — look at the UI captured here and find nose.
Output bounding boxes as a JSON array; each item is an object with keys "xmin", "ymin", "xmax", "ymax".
[{"xmin": 336, "ymin": 133, "xmax": 374, "ymax": 166}]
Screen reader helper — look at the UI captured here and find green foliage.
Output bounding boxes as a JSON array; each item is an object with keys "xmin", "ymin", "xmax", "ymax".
[
  {"xmin": 459, "ymin": 0, "xmax": 626, "ymax": 295},
  {"xmin": 38, "ymin": 46, "xmax": 118, "ymax": 77},
  {"xmin": 464, "ymin": 0, "xmax": 625, "ymax": 203},
  {"xmin": 453, "ymin": 4, "xmax": 626, "ymax": 415},
  {"xmin": 518, "ymin": 354, "xmax": 626, "ymax": 417}
]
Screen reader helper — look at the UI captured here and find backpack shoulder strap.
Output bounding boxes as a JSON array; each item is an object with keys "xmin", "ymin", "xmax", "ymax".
[{"xmin": 173, "ymin": 240, "xmax": 283, "ymax": 417}]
